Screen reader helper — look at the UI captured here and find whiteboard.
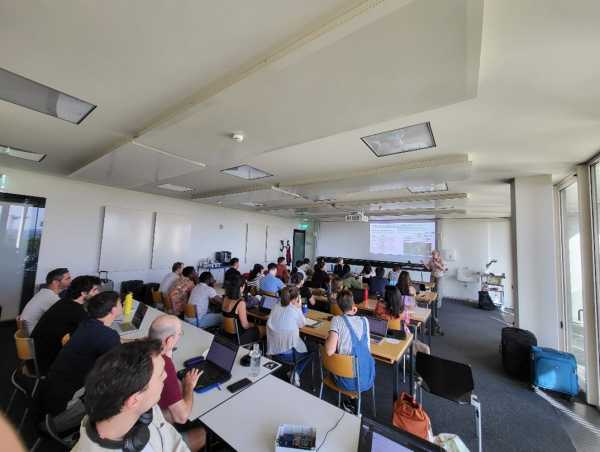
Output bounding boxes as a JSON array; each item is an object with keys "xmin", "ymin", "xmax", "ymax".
[
  {"xmin": 245, "ymin": 223, "xmax": 267, "ymax": 264},
  {"xmin": 99, "ymin": 206, "xmax": 154, "ymax": 272},
  {"xmin": 152, "ymin": 212, "xmax": 192, "ymax": 269},
  {"xmin": 266, "ymin": 225, "xmax": 292, "ymax": 263}
]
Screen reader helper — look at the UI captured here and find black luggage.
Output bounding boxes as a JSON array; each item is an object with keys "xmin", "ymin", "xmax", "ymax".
[
  {"xmin": 98, "ymin": 271, "xmax": 114, "ymax": 292},
  {"xmin": 120, "ymin": 280, "xmax": 144, "ymax": 300},
  {"xmin": 501, "ymin": 327, "xmax": 537, "ymax": 380},
  {"xmin": 478, "ymin": 290, "xmax": 496, "ymax": 310}
]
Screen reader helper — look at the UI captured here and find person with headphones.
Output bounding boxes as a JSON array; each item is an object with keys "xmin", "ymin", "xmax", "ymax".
[
  {"xmin": 72, "ymin": 339, "xmax": 190, "ymax": 452},
  {"xmin": 149, "ymin": 315, "xmax": 206, "ymax": 451}
]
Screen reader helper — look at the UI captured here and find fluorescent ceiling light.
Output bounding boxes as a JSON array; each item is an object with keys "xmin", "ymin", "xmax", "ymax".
[
  {"xmin": 1, "ymin": 144, "xmax": 46, "ymax": 162},
  {"xmin": 361, "ymin": 122, "xmax": 435, "ymax": 157},
  {"xmin": 0, "ymin": 67, "xmax": 96, "ymax": 124},
  {"xmin": 270, "ymin": 185, "xmax": 304, "ymax": 199},
  {"xmin": 240, "ymin": 201, "xmax": 264, "ymax": 207},
  {"xmin": 221, "ymin": 165, "xmax": 272, "ymax": 180},
  {"xmin": 407, "ymin": 183, "xmax": 448, "ymax": 193},
  {"xmin": 157, "ymin": 183, "xmax": 193, "ymax": 192}
]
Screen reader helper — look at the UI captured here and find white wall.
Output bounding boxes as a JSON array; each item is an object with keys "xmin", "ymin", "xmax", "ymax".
[
  {"xmin": 1, "ymin": 167, "xmax": 297, "ymax": 320},
  {"xmin": 511, "ymin": 175, "xmax": 559, "ymax": 348},
  {"xmin": 439, "ymin": 218, "xmax": 513, "ymax": 308}
]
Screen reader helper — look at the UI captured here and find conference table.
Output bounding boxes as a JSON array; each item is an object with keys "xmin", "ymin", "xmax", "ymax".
[
  {"xmin": 246, "ymin": 307, "xmax": 414, "ymax": 401},
  {"xmin": 119, "ymin": 303, "xmax": 281, "ymax": 420},
  {"xmin": 200, "ymin": 374, "xmax": 360, "ymax": 452}
]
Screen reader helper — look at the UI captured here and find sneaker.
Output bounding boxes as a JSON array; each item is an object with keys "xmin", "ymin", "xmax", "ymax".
[
  {"xmin": 341, "ymin": 398, "xmax": 357, "ymax": 414},
  {"xmin": 292, "ymin": 372, "xmax": 301, "ymax": 387}
]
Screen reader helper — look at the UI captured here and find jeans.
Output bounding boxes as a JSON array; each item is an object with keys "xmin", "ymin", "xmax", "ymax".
[
  {"xmin": 196, "ymin": 313, "xmax": 223, "ymax": 329},
  {"xmin": 275, "ymin": 349, "xmax": 311, "ymax": 376}
]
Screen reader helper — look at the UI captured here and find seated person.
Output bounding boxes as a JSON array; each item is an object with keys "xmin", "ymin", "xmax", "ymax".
[
  {"xmin": 289, "ymin": 268, "xmax": 315, "ymax": 308},
  {"xmin": 187, "ymin": 271, "xmax": 222, "ymax": 329},
  {"xmin": 375, "ymin": 286, "xmax": 429, "ymax": 354},
  {"xmin": 276, "ymin": 256, "xmax": 290, "ymax": 283},
  {"xmin": 32, "ymin": 275, "xmax": 100, "ymax": 375},
  {"xmin": 20, "ymin": 267, "xmax": 71, "ymax": 335},
  {"xmin": 224, "ymin": 257, "xmax": 241, "ymax": 284},
  {"xmin": 359, "ymin": 264, "xmax": 374, "ymax": 284},
  {"xmin": 266, "ymin": 287, "xmax": 312, "ymax": 386},
  {"xmin": 259, "ymin": 263, "xmax": 285, "ymax": 295},
  {"xmin": 341, "ymin": 270, "xmax": 362, "ymax": 290},
  {"xmin": 295, "ymin": 260, "xmax": 306, "ymax": 279},
  {"xmin": 149, "ymin": 315, "xmax": 206, "ymax": 451},
  {"xmin": 300, "ymin": 258, "xmax": 311, "ymax": 274},
  {"xmin": 310, "ymin": 261, "xmax": 331, "ymax": 290},
  {"xmin": 71, "ymin": 339, "xmax": 189, "ymax": 452},
  {"xmin": 167, "ymin": 266, "xmax": 196, "ymax": 316},
  {"xmin": 387, "ymin": 264, "xmax": 402, "ymax": 286},
  {"xmin": 397, "ymin": 271, "xmax": 417, "ymax": 306},
  {"xmin": 328, "ymin": 276, "xmax": 344, "ymax": 307},
  {"xmin": 245, "ymin": 263, "xmax": 264, "ymax": 293},
  {"xmin": 160, "ymin": 262, "xmax": 183, "ymax": 299},
  {"xmin": 368, "ymin": 266, "xmax": 387, "ymax": 298},
  {"xmin": 332, "ymin": 257, "xmax": 345, "ymax": 278},
  {"xmin": 223, "ymin": 275, "xmax": 261, "ymax": 344},
  {"xmin": 324, "ymin": 290, "xmax": 375, "ymax": 396},
  {"xmin": 41, "ymin": 291, "xmax": 122, "ymax": 415}
]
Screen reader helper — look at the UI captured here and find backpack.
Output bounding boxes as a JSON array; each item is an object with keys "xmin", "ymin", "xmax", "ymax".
[{"xmin": 393, "ymin": 392, "xmax": 432, "ymax": 441}]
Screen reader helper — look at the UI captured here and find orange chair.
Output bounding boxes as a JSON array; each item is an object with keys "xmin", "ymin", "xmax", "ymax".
[
  {"xmin": 318, "ymin": 346, "xmax": 376, "ymax": 416},
  {"xmin": 330, "ymin": 303, "xmax": 343, "ymax": 317}
]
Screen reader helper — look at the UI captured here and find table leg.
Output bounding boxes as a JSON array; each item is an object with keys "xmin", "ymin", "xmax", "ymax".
[
  {"xmin": 428, "ymin": 312, "xmax": 433, "ymax": 347},
  {"xmin": 393, "ymin": 360, "xmax": 399, "ymax": 402},
  {"xmin": 409, "ymin": 339, "xmax": 415, "ymax": 397}
]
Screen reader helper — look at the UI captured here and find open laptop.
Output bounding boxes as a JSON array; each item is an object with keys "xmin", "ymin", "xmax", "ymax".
[
  {"xmin": 193, "ymin": 335, "xmax": 238, "ymax": 389},
  {"xmin": 114, "ymin": 302, "xmax": 147, "ymax": 335},
  {"xmin": 358, "ymin": 416, "xmax": 443, "ymax": 452},
  {"xmin": 258, "ymin": 294, "xmax": 279, "ymax": 313},
  {"xmin": 366, "ymin": 316, "xmax": 388, "ymax": 344}
]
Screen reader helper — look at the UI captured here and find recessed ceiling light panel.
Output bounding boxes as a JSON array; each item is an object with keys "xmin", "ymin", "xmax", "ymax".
[
  {"xmin": 361, "ymin": 122, "xmax": 435, "ymax": 157},
  {"xmin": 157, "ymin": 183, "xmax": 193, "ymax": 192},
  {"xmin": 407, "ymin": 183, "xmax": 448, "ymax": 193},
  {"xmin": 240, "ymin": 201, "xmax": 264, "ymax": 207},
  {"xmin": 221, "ymin": 165, "xmax": 272, "ymax": 180},
  {"xmin": 1, "ymin": 143, "xmax": 46, "ymax": 162},
  {"xmin": 0, "ymin": 67, "xmax": 96, "ymax": 124}
]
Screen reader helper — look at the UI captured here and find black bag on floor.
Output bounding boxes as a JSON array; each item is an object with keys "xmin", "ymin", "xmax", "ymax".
[
  {"xmin": 120, "ymin": 280, "xmax": 144, "ymax": 300},
  {"xmin": 501, "ymin": 327, "xmax": 537, "ymax": 380},
  {"xmin": 478, "ymin": 290, "xmax": 496, "ymax": 310}
]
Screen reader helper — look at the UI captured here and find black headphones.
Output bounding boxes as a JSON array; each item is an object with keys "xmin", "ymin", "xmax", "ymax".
[{"xmin": 86, "ymin": 409, "xmax": 153, "ymax": 452}]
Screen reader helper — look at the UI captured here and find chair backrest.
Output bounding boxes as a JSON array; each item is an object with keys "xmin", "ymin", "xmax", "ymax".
[
  {"xmin": 61, "ymin": 333, "xmax": 71, "ymax": 346},
  {"xmin": 15, "ymin": 329, "xmax": 34, "ymax": 361},
  {"xmin": 163, "ymin": 294, "xmax": 174, "ymax": 313},
  {"xmin": 151, "ymin": 288, "xmax": 162, "ymax": 305},
  {"xmin": 222, "ymin": 316, "xmax": 238, "ymax": 337},
  {"xmin": 16, "ymin": 316, "xmax": 25, "ymax": 332},
  {"xmin": 320, "ymin": 345, "xmax": 355, "ymax": 379},
  {"xmin": 387, "ymin": 317, "xmax": 403, "ymax": 332},
  {"xmin": 258, "ymin": 289, "xmax": 279, "ymax": 299},
  {"xmin": 184, "ymin": 304, "xmax": 197, "ymax": 319},
  {"xmin": 416, "ymin": 352, "xmax": 474, "ymax": 403},
  {"xmin": 330, "ymin": 303, "xmax": 344, "ymax": 316}
]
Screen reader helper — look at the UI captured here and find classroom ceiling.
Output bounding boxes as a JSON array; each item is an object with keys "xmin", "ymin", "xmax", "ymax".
[{"xmin": 1, "ymin": 0, "xmax": 599, "ymax": 220}]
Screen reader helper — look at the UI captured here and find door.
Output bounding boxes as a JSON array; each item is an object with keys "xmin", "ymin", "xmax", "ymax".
[
  {"xmin": 0, "ymin": 192, "xmax": 46, "ymax": 321},
  {"xmin": 558, "ymin": 181, "xmax": 586, "ymax": 391},
  {"xmin": 292, "ymin": 229, "xmax": 306, "ymax": 264}
]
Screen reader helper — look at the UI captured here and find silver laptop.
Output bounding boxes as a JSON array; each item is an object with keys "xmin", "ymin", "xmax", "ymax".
[{"xmin": 114, "ymin": 303, "xmax": 147, "ymax": 335}]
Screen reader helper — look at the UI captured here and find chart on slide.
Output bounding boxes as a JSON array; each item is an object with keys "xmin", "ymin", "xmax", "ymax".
[{"xmin": 369, "ymin": 222, "xmax": 435, "ymax": 258}]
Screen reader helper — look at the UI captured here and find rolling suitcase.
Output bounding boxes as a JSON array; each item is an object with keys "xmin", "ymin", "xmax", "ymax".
[
  {"xmin": 531, "ymin": 346, "xmax": 579, "ymax": 396},
  {"xmin": 501, "ymin": 327, "xmax": 537, "ymax": 380}
]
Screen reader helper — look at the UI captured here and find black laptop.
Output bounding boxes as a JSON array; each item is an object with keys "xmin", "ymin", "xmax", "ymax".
[
  {"xmin": 358, "ymin": 416, "xmax": 443, "ymax": 452},
  {"xmin": 194, "ymin": 335, "xmax": 238, "ymax": 389},
  {"xmin": 366, "ymin": 316, "xmax": 388, "ymax": 344},
  {"xmin": 115, "ymin": 303, "xmax": 147, "ymax": 335}
]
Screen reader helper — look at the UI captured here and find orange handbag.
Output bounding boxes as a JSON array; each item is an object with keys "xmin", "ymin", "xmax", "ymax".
[{"xmin": 392, "ymin": 392, "xmax": 432, "ymax": 440}]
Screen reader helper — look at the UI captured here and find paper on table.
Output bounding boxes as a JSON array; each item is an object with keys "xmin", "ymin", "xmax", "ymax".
[{"xmin": 304, "ymin": 318, "xmax": 322, "ymax": 327}]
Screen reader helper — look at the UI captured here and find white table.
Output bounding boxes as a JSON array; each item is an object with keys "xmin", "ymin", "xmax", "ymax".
[
  {"xmin": 116, "ymin": 303, "xmax": 281, "ymax": 419},
  {"xmin": 200, "ymin": 375, "xmax": 360, "ymax": 452}
]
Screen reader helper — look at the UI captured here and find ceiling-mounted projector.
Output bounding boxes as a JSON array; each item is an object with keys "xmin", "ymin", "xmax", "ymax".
[{"xmin": 345, "ymin": 212, "xmax": 369, "ymax": 222}]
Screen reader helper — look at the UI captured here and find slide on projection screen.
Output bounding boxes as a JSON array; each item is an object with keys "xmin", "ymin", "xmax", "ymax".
[{"xmin": 369, "ymin": 222, "xmax": 435, "ymax": 261}]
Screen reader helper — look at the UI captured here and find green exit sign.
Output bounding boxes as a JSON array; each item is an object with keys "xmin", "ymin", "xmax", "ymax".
[{"xmin": 299, "ymin": 223, "xmax": 309, "ymax": 230}]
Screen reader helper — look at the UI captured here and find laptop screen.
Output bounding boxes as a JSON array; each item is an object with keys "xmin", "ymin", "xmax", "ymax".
[
  {"xmin": 206, "ymin": 336, "xmax": 238, "ymax": 372},
  {"xmin": 132, "ymin": 303, "xmax": 148, "ymax": 328},
  {"xmin": 262, "ymin": 296, "xmax": 279, "ymax": 311},
  {"xmin": 367, "ymin": 317, "xmax": 388, "ymax": 337},
  {"xmin": 358, "ymin": 417, "xmax": 443, "ymax": 452}
]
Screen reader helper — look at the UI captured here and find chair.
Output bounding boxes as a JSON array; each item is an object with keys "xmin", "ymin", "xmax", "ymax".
[
  {"xmin": 415, "ymin": 352, "xmax": 482, "ymax": 452},
  {"xmin": 184, "ymin": 304, "xmax": 198, "ymax": 325},
  {"xmin": 269, "ymin": 348, "xmax": 316, "ymax": 390},
  {"xmin": 318, "ymin": 346, "xmax": 375, "ymax": 416},
  {"xmin": 387, "ymin": 317, "xmax": 407, "ymax": 383},
  {"xmin": 6, "ymin": 329, "xmax": 42, "ymax": 431},
  {"xmin": 30, "ymin": 398, "xmax": 86, "ymax": 452},
  {"xmin": 151, "ymin": 288, "xmax": 163, "ymax": 306},
  {"xmin": 330, "ymin": 303, "xmax": 343, "ymax": 316},
  {"xmin": 163, "ymin": 293, "xmax": 174, "ymax": 314}
]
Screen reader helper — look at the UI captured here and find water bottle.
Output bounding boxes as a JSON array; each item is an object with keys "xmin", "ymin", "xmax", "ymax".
[
  {"xmin": 302, "ymin": 300, "xmax": 308, "ymax": 315},
  {"xmin": 123, "ymin": 292, "xmax": 133, "ymax": 316},
  {"xmin": 249, "ymin": 343, "xmax": 261, "ymax": 378}
]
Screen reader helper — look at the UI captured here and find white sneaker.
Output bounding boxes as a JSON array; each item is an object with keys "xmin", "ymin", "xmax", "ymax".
[{"xmin": 292, "ymin": 372, "xmax": 301, "ymax": 387}]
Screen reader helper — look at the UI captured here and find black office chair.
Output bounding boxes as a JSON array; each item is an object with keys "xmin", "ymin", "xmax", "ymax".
[
  {"xmin": 270, "ymin": 349, "xmax": 316, "ymax": 390},
  {"xmin": 415, "ymin": 352, "xmax": 482, "ymax": 452}
]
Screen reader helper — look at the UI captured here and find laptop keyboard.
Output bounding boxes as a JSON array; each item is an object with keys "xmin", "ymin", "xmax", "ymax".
[{"xmin": 119, "ymin": 323, "xmax": 135, "ymax": 332}]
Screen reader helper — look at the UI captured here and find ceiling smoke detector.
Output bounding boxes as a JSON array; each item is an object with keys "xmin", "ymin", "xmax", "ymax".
[{"xmin": 231, "ymin": 132, "xmax": 245, "ymax": 142}]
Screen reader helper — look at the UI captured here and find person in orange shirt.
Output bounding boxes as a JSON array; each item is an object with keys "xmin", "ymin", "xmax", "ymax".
[{"xmin": 276, "ymin": 256, "xmax": 290, "ymax": 283}]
